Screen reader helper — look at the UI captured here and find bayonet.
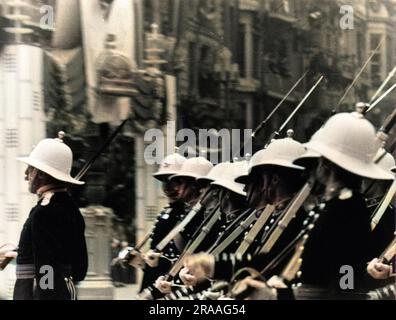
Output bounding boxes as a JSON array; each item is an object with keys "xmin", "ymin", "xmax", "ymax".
[
  {"xmin": 370, "ymin": 65, "xmax": 396, "ymax": 104},
  {"xmin": 266, "ymin": 75, "xmax": 324, "ymax": 146},
  {"xmin": 234, "ymin": 71, "xmax": 308, "ymax": 158},
  {"xmin": 252, "ymin": 71, "xmax": 308, "ymax": 139},
  {"xmin": 366, "ymin": 83, "xmax": 396, "ymax": 114},
  {"xmin": 334, "ymin": 37, "xmax": 384, "ymax": 113}
]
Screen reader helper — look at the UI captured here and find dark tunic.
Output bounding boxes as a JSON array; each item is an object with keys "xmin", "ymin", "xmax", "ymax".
[
  {"xmin": 140, "ymin": 201, "xmax": 187, "ymax": 293},
  {"xmin": 13, "ymin": 192, "xmax": 88, "ymax": 300},
  {"xmin": 295, "ymin": 192, "xmax": 372, "ymax": 299}
]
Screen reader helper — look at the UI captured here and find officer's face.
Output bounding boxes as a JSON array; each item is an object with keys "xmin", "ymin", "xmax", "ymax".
[{"xmin": 25, "ymin": 166, "xmax": 39, "ymax": 194}]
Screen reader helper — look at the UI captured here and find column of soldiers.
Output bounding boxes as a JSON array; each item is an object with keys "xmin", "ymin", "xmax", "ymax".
[{"xmin": 126, "ymin": 108, "xmax": 396, "ymax": 300}]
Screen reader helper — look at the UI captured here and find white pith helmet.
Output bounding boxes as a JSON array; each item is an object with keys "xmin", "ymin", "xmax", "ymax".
[
  {"xmin": 17, "ymin": 138, "xmax": 84, "ymax": 185},
  {"xmin": 305, "ymin": 112, "xmax": 394, "ymax": 180},
  {"xmin": 170, "ymin": 156, "xmax": 213, "ymax": 180},
  {"xmin": 375, "ymin": 148, "xmax": 395, "ymax": 175},
  {"xmin": 234, "ymin": 154, "xmax": 251, "ymax": 184},
  {"xmin": 247, "ymin": 134, "xmax": 306, "ymax": 174},
  {"xmin": 211, "ymin": 161, "xmax": 247, "ymax": 196},
  {"xmin": 293, "ymin": 129, "xmax": 322, "ymax": 167},
  {"xmin": 197, "ymin": 162, "xmax": 228, "ymax": 185},
  {"xmin": 152, "ymin": 153, "xmax": 187, "ymax": 181}
]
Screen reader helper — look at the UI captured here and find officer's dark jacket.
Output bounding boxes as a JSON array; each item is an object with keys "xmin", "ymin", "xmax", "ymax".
[{"xmin": 14, "ymin": 192, "xmax": 88, "ymax": 300}]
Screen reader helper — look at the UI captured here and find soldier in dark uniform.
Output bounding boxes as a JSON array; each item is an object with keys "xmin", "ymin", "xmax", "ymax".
[
  {"xmin": 364, "ymin": 150, "xmax": 396, "ymax": 258},
  {"xmin": 176, "ymin": 161, "xmax": 249, "ymax": 294},
  {"xmin": 291, "ymin": 112, "xmax": 394, "ymax": 299},
  {"xmin": 181, "ymin": 136, "xmax": 308, "ymax": 293},
  {"xmin": 182, "ymin": 113, "xmax": 394, "ymax": 300},
  {"xmin": 138, "ymin": 156, "xmax": 213, "ymax": 299},
  {"xmin": 14, "ymin": 138, "xmax": 88, "ymax": 300},
  {"xmin": 137, "ymin": 153, "xmax": 187, "ymax": 295}
]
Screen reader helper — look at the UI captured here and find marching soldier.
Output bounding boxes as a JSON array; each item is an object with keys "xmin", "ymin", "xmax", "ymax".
[
  {"xmin": 177, "ymin": 161, "xmax": 249, "ymax": 292},
  {"xmin": 182, "ymin": 112, "xmax": 394, "ymax": 300},
  {"xmin": 137, "ymin": 153, "xmax": 187, "ymax": 294},
  {"xmin": 284, "ymin": 111, "xmax": 393, "ymax": 299},
  {"xmin": 139, "ymin": 156, "xmax": 213, "ymax": 299},
  {"xmin": 365, "ymin": 160, "xmax": 396, "ymax": 294},
  {"xmin": 14, "ymin": 138, "xmax": 88, "ymax": 300},
  {"xmin": 366, "ymin": 152, "xmax": 396, "ymax": 259},
  {"xmin": 181, "ymin": 135, "xmax": 308, "ymax": 292}
]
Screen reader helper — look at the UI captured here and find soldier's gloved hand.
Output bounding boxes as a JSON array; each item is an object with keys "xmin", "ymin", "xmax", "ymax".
[
  {"xmin": 136, "ymin": 288, "xmax": 154, "ymax": 300},
  {"xmin": 122, "ymin": 249, "xmax": 145, "ymax": 269},
  {"xmin": 267, "ymin": 275, "xmax": 287, "ymax": 289},
  {"xmin": 0, "ymin": 244, "xmax": 17, "ymax": 259},
  {"xmin": 144, "ymin": 250, "xmax": 161, "ymax": 268},
  {"xmin": 0, "ymin": 251, "xmax": 17, "ymax": 259},
  {"xmin": 232, "ymin": 277, "xmax": 277, "ymax": 300},
  {"xmin": 184, "ymin": 253, "xmax": 215, "ymax": 282},
  {"xmin": 155, "ymin": 276, "xmax": 172, "ymax": 294},
  {"xmin": 179, "ymin": 267, "xmax": 197, "ymax": 286},
  {"xmin": 367, "ymin": 258, "xmax": 391, "ymax": 280}
]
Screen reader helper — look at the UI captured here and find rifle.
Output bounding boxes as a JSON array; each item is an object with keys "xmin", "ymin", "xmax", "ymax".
[
  {"xmin": 209, "ymin": 209, "xmax": 259, "ymax": 256},
  {"xmin": 154, "ymin": 188, "xmax": 218, "ymax": 253},
  {"xmin": 234, "ymin": 205, "xmax": 276, "ymax": 256},
  {"xmin": 370, "ymin": 108, "xmax": 396, "ymax": 230},
  {"xmin": 163, "ymin": 206, "xmax": 222, "ymax": 283},
  {"xmin": 259, "ymin": 181, "xmax": 313, "ymax": 255},
  {"xmin": 122, "ymin": 231, "xmax": 152, "ymax": 268},
  {"xmin": 75, "ymin": 119, "xmax": 129, "ymax": 180},
  {"xmin": 378, "ymin": 234, "xmax": 396, "ymax": 265}
]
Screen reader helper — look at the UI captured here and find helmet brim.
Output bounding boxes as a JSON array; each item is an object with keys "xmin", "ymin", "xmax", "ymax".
[
  {"xmin": 250, "ymin": 159, "xmax": 305, "ymax": 173},
  {"xmin": 211, "ymin": 178, "xmax": 246, "ymax": 196},
  {"xmin": 293, "ymin": 150, "xmax": 321, "ymax": 167},
  {"xmin": 306, "ymin": 141, "xmax": 394, "ymax": 180},
  {"xmin": 17, "ymin": 157, "xmax": 85, "ymax": 185},
  {"xmin": 169, "ymin": 173, "xmax": 203, "ymax": 180},
  {"xmin": 235, "ymin": 174, "xmax": 248, "ymax": 184}
]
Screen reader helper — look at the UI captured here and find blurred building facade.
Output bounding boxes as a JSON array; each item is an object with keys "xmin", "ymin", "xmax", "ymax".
[
  {"xmin": 148, "ymin": 0, "xmax": 396, "ymax": 146},
  {"xmin": 1, "ymin": 0, "xmax": 396, "ymax": 298}
]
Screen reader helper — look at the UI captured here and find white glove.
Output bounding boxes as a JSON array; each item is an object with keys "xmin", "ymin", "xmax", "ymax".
[{"xmin": 144, "ymin": 250, "xmax": 161, "ymax": 268}]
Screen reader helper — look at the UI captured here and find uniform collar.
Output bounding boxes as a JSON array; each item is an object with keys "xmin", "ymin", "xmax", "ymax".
[{"xmin": 36, "ymin": 184, "xmax": 67, "ymax": 202}]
